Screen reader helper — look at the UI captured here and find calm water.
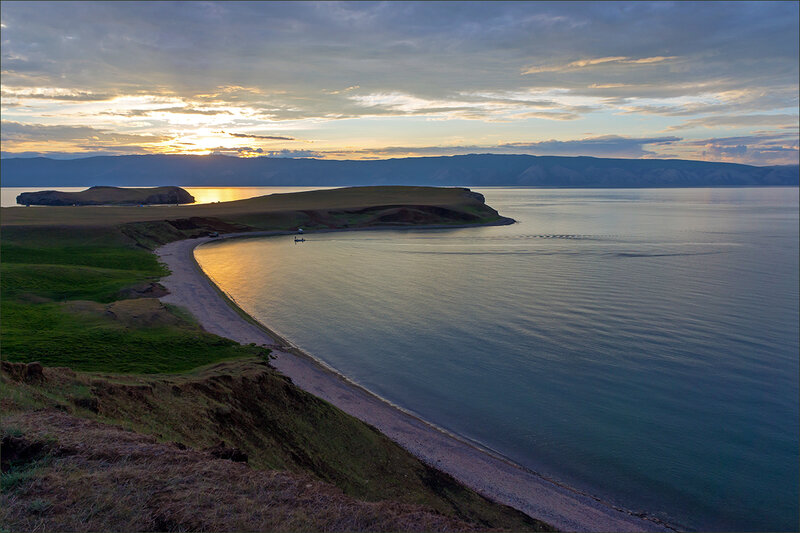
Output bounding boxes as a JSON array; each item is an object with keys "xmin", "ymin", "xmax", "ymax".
[{"xmin": 195, "ymin": 187, "xmax": 799, "ymax": 531}]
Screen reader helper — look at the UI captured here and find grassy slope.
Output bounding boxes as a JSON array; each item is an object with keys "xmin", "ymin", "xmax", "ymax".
[
  {"xmin": 0, "ymin": 187, "xmax": 548, "ymax": 531},
  {"xmin": 1, "ymin": 361, "xmax": 548, "ymax": 531},
  {"xmin": 1, "ymin": 411, "xmax": 482, "ymax": 533},
  {"xmin": 1, "ymin": 225, "xmax": 266, "ymax": 373},
  {"xmin": 1, "ymin": 186, "xmax": 503, "ymax": 227}
]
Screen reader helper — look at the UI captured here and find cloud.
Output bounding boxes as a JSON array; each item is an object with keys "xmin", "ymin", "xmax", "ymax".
[
  {"xmin": 677, "ymin": 133, "xmax": 799, "ymax": 165},
  {"xmin": 119, "ymin": 107, "xmax": 233, "ymax": 116},
  {"xmin": 0, "ymin": 2, "xmax": 796, "ymax": 161},
  {"xmin": 624, "ymin": 56, "xmax": 677, "ymax": 65},
  {"xmin": 2, "ymin": 2, "xmax": 795, "ymax": 105},
  {"xmin": 703, "ymin": 144, "xmax": 747, "ymax": 158},
  {"xmin": 0, "ymin": 150, "xmax": 146, "ymax": 159},
  {"xmin": 0, "ymin": 121, "xmax": 167, "ymax": 144},
  {"xmin": 500, "ymin": 135, "xmax": 681, "ymax": 157},
  {"xmin": 210, "ymin": 146, "xmax": 264, "ymax": 156},
  {"xmin": 522, "ymin": 55, "xmax": 676, "ymax": 74},
  {"xmin": 512, "ymin": 111, "xmax": 582, "ymax": 121},
  {"xmin": 345, "ymin": 91, "xmax": 597, "ymax": 121},
  {"xmin": 703, "ymin": 143, "xmax": 798, "ymax": 165},
  {"xmin": 0, "ymin": 88, "xmax": 117, "ymax": 101},
  {"xmin": 263, "ymin": 149, "xmax": 321, "ymax": 158},
  {"xmin": 666, "ymin": 114, "xmax": 799, "ymax": 131},
  {"xmin": 217, "ymin": 131, "xmax": 296, "ymax": 141},
  {"xmin": 0, "ymin": 120, "xmax": 170, "ymax": 157},
  {"xmin": 324, "ymin": 85, "xmax": 360, "ymax": 95},
  {"xmin": 522, "ymin": 56, "xmax": 625, "ymax": 73}
]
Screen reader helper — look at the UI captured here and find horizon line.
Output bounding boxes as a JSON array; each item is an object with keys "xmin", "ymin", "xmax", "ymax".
[{"xmin": 2, "ymin": 152, "xmax": 797, "ymax": 168}]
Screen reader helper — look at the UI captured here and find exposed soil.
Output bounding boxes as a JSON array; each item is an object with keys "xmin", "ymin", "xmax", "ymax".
[
  {"xmin": 1, "ymin": 357, "xmax": 548, "ymax": 532},
  {"xmin": 117, "ymin": 282, "xmax": 170, "ymax": 299},
  {"xmin": 1, "ymin": 410, "xmax": 484, "ymax": 532}
]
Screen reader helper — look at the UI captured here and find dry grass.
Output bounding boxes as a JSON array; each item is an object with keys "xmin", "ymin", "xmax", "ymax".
[
  {"xmin": 1, "ymin": 411, "xmax": 482, "ymax": 532},
  {"xmin": 1, "ymin": 361, "xmax": 553, "ymax": 532}
]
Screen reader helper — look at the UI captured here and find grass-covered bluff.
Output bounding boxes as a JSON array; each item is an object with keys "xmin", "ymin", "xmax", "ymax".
[{"xmin": 0, "ymin": 186, "xmax": 545, "ymax": 532}]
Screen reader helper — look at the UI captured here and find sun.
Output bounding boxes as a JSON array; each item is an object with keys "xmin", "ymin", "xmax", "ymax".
[{"xmin": 154, "ymin": 128, "xmax": 244, "ymax": 155}]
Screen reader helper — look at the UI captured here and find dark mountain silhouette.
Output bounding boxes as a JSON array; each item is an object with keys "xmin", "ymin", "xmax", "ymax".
[{"xmin": 1, "ymin": 153, "xmax": 797, "ymax": 187}]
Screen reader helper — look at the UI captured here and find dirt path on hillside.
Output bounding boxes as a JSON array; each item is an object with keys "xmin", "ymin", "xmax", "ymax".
[{"xmin": 157, "ymin": 230, "xmax": 673, "ymax": 533}]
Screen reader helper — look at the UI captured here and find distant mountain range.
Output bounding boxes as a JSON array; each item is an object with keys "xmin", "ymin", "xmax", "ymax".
[{"xmin": 1, "ymin": 153, "xmax": 797, "ymax": 188}]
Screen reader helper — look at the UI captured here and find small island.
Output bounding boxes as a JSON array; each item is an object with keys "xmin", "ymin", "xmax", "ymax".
[{"xmin": 16, "ymin": 185, "xmax": 195, "ymax": 206}]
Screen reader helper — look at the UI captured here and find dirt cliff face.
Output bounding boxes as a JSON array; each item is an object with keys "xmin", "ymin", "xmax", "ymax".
[
  {"xmin": 1, "ymin": 360, "xmax": 552, "ymax": 532},
  {"xmin": 1, "ymin": 410, "xmax": 481, "ymax": 533},
  {"xmin": 16, "ymin": 186, "xmax": 195, "ymax": 206}
]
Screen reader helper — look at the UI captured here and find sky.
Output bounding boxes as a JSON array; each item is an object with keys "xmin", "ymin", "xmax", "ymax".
[{"xmin": 1, "ymin": 1, "xmax": 798, "ymax": 165}]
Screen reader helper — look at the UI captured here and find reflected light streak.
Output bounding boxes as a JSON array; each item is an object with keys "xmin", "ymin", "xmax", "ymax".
[
  {"xmin": 184, "ymin": 187, "xmax": 256, "ymax": 204},
  {"xmin": 183, "ymin": 186, "xmax": 337, "ymax": 204}
]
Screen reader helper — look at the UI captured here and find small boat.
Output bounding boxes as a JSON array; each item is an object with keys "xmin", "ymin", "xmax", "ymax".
[{"xmin": 294, "ymin": 237, "xmax": 306, "ymax": 243}]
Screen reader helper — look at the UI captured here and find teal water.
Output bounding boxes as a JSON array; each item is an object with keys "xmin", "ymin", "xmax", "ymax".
[{"xmin": 195, "ymin": 188, "xmax": 799, "ymax": 531}]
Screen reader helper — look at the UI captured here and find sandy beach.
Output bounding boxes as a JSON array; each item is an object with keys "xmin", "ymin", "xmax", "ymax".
[{"xmin": 157, "ymin": 229, "xmax": 673, "ymax": 533}]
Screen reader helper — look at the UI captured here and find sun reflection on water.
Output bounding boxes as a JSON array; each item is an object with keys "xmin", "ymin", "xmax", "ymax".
[{"xmin": 182, "ymin": 186, "xmax": 336, "ymax": 204}]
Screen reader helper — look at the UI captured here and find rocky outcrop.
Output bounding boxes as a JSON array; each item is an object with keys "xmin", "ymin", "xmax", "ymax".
[{"xmin": 1, "ymin": 361, "xmax": 44, "ymax": 383}]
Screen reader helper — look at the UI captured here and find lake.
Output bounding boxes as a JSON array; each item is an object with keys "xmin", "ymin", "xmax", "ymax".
[{"xmin": 194, "ymin": 187, "xmax": 799, "ymax": 531}]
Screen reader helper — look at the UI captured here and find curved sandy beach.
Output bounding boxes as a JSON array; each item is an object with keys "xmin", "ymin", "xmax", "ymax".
[{"xmin": 157, "ymin": 228, "xmax": 674, "ymax": 533}]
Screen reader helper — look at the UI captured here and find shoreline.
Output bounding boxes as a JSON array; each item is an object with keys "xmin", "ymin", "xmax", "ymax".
[{"xmin": 156, "ymin": 223, "xmax": 675, "ymax": 533}]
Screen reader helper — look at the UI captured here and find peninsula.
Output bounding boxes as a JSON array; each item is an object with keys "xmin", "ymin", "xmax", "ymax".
[{"xmin": 1, "ymin": 186, "xmax": 665, "ymax": 532}]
